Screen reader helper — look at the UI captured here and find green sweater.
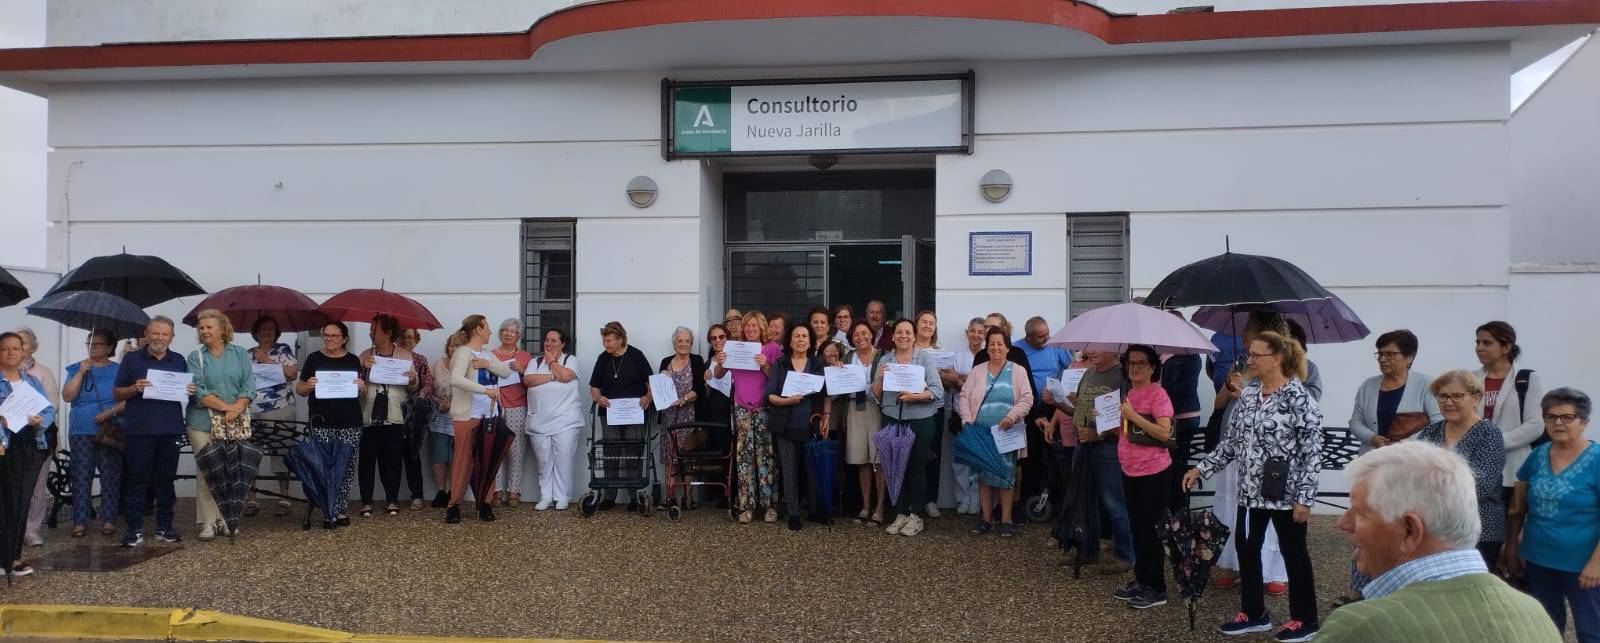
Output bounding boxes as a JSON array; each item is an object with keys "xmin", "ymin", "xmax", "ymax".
[{"xmin": 1319, "ymin": 573, "xmax": 1559, "ymax": 642}]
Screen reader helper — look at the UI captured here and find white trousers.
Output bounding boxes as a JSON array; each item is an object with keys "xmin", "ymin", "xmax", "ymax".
[
  {"xmin": 1213, "ymin": 460, "xmax": 1288, "ymax": 582},
  {"xmin": 531, "ymin": 428, "xmax": 581, "ymax": 503}
]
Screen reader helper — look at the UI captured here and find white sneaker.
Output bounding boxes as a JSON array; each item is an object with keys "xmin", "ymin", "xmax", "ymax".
[
  {"xmin": 534, "ymin": 499, "xmax": 553, "ymax": 511},
  {"xmin": 901, "ymin": 514, "xmax": 925, "ymax": 537},
  {"xmin": 885, "ymin": 514, "xmax": 909, "ymax": 535},
  {"xmin": 925, "ymin": 502, "xmax": 942, "ymax": 518},
  {"xmin": 198, "ymin": 524, "xmax": 215, "ymax": 541},
  {"xmin": 24, "ymin": 533, "xmax": 43, "ymax": 547},
  {"xmin": 554, "ymin": 500, "xmax": 570, "ymax": 511}
]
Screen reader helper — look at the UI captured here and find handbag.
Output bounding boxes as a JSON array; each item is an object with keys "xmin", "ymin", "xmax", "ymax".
[
  {"xmin": 196, "ymin": 347, "xmax": 252, "ymax": 440},
  {"xmin": 92, "ymin": 419, "xmax": 125, "ymax": 452},
  {"xmin": 1125, "ymin": 412, "xmax": 1174, "ymax": 449},
  {"xmin": 1386, "ymin": 411, "xmax": 1429, "ymax": 441},
  {"xmin": 1260, "ymin": 458, "xmax": 1291, "ymax": 502}
]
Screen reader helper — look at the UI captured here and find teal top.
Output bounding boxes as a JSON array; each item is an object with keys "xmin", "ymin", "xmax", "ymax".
[
  {"xmin": 974, "ymin": 362, "xmax": 1018, "ymax": 428},
  {"xmin": 1518, "ymin": 441, "xmax": 1600, "ymax": 573},
  {"xmin": 186, "ymin": 343, "xmax": 257, "ymax": 432}
]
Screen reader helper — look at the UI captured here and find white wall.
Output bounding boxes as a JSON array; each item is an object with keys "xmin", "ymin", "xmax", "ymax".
[
  {"xmin": 0, "ymin": 0, "xmax": 47, "ymax": 269},
  {"xmin": 1510, "ymin": 36, "xmax": 1600, "ymax": 265}
]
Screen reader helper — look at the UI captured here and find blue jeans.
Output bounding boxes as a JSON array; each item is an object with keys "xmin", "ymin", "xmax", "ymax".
[
  {"xmin": 1079, "ymin": 440, "xmax": 1134, "ymax": 562},
  {"xmin": 1527, "ymin": 561, "xmax": 1600, "ymax": 643},
  {"xmin": 69, "ymin": 435, "xmax": 121, "ymax": 526}
]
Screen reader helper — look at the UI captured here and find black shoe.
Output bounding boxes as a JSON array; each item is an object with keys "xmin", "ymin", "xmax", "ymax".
[
  {"xmin": 788, "ymin": 516, "xmax": 803, "ymax": 531},
  {"xmin": 1113, "ymin": 580, "xmax": 1142, "ymax": 602},
  {"xmin": 323, "ymin": 520, "xmax": 336, "ymax": 530},
  {"xmin": 445, "ymin": 506, "xmax": 461, "ymax": 524},
  {"xmin": 335, "ymin": 516, "xmax": 351, "ymax": 527},
  {"xmin": 431, "ymin": 490, "xmax": 449, "ymax": 508},
  {"xmin": 1130, "ymin": 589, "xmax": 1168, "ymax": 610},
  {"xmin": 970, "ymin": 520, "xmax": 993, "ymax": 536},
  {"xmin": 479, "ymin": 504, "xmax": 496, "ymax": 522}
]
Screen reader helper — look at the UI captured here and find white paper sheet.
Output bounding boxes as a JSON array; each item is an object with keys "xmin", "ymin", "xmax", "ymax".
[
  {"xmin": 924, "ymin": 350, "xmax": 957, "ymax": 370},
  {"xmin": 0, "ymin": 380, "xmax": 49, "ymax": 434},
  {"xmin": 781, "ymin": 372, "xmax": 825, "ymax": 397},
  {"xmin": 314, "ymin": 370, "xmax": 359, "ymax": 400},
  {"xmin": 882, "ymin": 363, "xmax": 928, "ymax": 393},
  {"xmin": 723, "ymin": 341, "xmax": 763, "ymax": 371},
  {"xmin": 251, "ymin": 363, "xmax": 287, "ymax": 389},
  {"xmin": 1094, "ymin": 390, "xmax": 1122, "ymax": 432},
  {"xmin": 369, "ymin": 356, "xmax": 411, "ymax": 386},
  {"xmin": 706, "ymin": 368, "xmax": 733, "ymax": 397},
  {"xmin": 1060, "ymin": 368, "xmax": 1087, "ymax": 394},
  {"xmin": 607, "ymin": 397, "xmax": 645, "ymax": 426},
  {"xmin": 824, "ymin": 365, "xmax": 867, "ymax": 395},
  {"xmin": 1044, "ymin": 377, "xmax": 1068, "ymax": 402},
  {"xmin": 991, "ymin": 424, "xmax": 1026, "ymax": 454},
  {"xmin": 497, "ymin": 359, "xmax": 521, "ymax": 388},
  {"xmin": 145, "ymin": 369, "xmax": 193, "ymax": 403},
  {"xmin": 649, "ymin": 373, "xmax": 680, "ymax": 409}
]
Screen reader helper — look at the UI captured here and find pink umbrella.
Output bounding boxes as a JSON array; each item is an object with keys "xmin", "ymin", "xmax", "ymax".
[{"xmin": 1046, "ymin": 302, "xmax": 1216, "ymax": 355}]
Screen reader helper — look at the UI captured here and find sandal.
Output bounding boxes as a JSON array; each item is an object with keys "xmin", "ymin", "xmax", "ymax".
[
  {"xmin": 970, "ymin": 520, "xmax": 993, "ymax": 536},
  {"xmin": 275, "ymin": 500, "xmax": 290, "ymax": 517},
  {"xmin": 359, "ymin": 506, "xmax": 374, "ymax": 518},
  {"xmin": 101, "ymin": 522, "xmax": 117, "ymax": 537},
  {"xmin": 409, "ymin": 499, "xmax": 424, "ymax": 511},
  {"xmin": 508, "ymin": 494, "xmax": 521, "ymax": 507},
  {"xmin": 856, "ymin": 509, "xmax": 871, "ymax": 523},
  {"xmin": 869, "ymin": 512, "xmax": 884, "ymax": 525},
  {"xmin": 738, "ymin": 510, "xmax": 753, "ymax": 524},
  {"xmin": 243, "ymin": 501, "xmax": 260, "ymax": 517}
]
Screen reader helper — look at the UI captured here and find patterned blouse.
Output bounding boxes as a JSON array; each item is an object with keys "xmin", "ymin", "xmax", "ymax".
[
  {"xmin": 409, "ymin": 350, "xmax": 435, "ymax": 407},
  {"xmin": 250, "ymin": 343, "xmax": 297, "ymax": 414},
  {"xmin": 1418, "ymin": 419, "xmax": 1507, "ymax": 543},
  {"xmin": 1198, "ymin": 377, "xmax": 1324, "ymax": 510}
]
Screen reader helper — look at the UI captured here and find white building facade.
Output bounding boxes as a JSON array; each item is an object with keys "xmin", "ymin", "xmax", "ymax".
[{"xmin": 3, "ymin": 0, "xmax": 1597, "ymax": 499}]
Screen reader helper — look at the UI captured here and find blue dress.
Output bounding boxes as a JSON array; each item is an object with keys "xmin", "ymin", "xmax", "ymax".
[{"xmin": 973, "ymin": 362, "xmax": 1019, "ymax": 488}]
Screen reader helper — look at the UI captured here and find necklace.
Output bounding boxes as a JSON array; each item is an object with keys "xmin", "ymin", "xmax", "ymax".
[{"xmin": 609, "ymin": 352, "xmax": 624, "ymax": 379}]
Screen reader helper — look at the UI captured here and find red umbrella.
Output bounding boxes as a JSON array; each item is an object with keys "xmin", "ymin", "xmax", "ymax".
[
  {"xmin": 183, "ymin": 284, "xmax": 330, "ymax": 333},
  {"xmin": 317, "ymin": 288, "xmax": 442, "ymax": 330}
]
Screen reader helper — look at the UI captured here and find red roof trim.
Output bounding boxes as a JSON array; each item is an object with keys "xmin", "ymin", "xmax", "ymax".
[{"xmin": 0, "ymin": 0, "xmax": 1595, "ymax": 73}]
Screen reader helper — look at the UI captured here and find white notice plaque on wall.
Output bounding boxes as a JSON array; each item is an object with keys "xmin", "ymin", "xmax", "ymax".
[{"xmin": 968, "ymin": 231, "xmax": 1032, "ymax": 276}]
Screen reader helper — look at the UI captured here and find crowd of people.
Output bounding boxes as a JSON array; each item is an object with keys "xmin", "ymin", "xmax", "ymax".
[{"xmin": 0, "ymin": 299, "xmax": 1595, "ymax": 642}]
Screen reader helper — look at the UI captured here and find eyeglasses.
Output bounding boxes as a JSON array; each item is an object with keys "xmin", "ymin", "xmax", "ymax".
[
  {"xmin": 321, "ymin": 333, "xmax": 344, "ymax": 340},
  {"xmin": 1374, "ymin": 351, "xmax": 1405, "ymax": 361},
  {"xmin": 1544, "ymin": 414, "xmax": 1583, "ymax": 425},
  {"xmin": 1434, "ymin": 393, "xmax": 1472, "ymax": 403},
  {"xmin": 709, "ymin": 334, "xmax": 728, "ymax": 341},
  {"xmin": 1244, "ymin": 352, "xmax": 1277, "ymax": 361}
]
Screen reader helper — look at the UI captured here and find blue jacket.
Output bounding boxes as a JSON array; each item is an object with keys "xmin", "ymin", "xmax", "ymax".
[{"xmin": 0, "ymin": 372, "xmax": 58, "ymax": 450}]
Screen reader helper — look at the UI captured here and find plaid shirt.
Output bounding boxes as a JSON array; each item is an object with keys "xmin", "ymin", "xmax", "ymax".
[{"xmin": 1362, "ymin": 549, "xmax": 1488, "ymax": 600}]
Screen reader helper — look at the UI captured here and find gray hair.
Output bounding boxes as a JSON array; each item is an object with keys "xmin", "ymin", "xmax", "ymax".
[
  {"xmin": 147, "ymin": 316, "xmax": 175, "ymax": 332},
  {"xmin": 1541, "ymin": 387, "xmax": 1592, "ymax": 421},
  {"xmin": 672, "ymin": 326, "xmax": 695, "ymax": 349},
  {"xmin": 499, "ymin": 318, "xmax": 521, "ymax": 333},
  {"xmin": 967, "ymin": 317, "xmax": 986, "ymax": 328},
  {"xmin": 1346, "ymin": 441, "xmax": 1480, "ymax": 550}
]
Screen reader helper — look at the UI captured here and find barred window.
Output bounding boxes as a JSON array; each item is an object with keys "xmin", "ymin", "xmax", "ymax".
[
  {"xmin": 1068, "ymin": 215, "xmax": 1129, "ymax": 319},
  {"xmin": 522, "ymin": 220, "xmax": 576, "ymax": 353}
]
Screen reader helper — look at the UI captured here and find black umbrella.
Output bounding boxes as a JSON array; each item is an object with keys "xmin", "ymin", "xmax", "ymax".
[
  {"xmin": 1144, "ymin": 245, "xmax": 1334, "ymax": 310},
  {"xmin": 1, "ymin": 426, "xmax": 52, "ymax": 584},
  {"xmin": 470, "ymin": 412, "xmax": 516, "ymax": 510},
  {"xmin": 25, "ymin": 290, "xmax": 151, "ymax": 338},
  {"xmin": 1051, "ymin": 448, "xmax": 1101, "ymax": 579},
  {"xmin": 0, "ymin": 267, "xmax": 28, "ymax": 308},
  {"xmin": 1159, "ymin": 495, "xmax": 1233, "ymax": 631},
  {"xmin": 283, "ymin": 434, "xmax": 354, "ymax": 529},
  {"xmin": 45, "ymin": 250, "xmax": 205, "ymax": 308},
  {"xmin": 194, "ymin": 440, "xmax": 264, "ymax": 538}
]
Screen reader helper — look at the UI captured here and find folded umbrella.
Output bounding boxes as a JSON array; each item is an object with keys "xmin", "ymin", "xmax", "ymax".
[
  {"xmin": 1191, "ymin": 295, "xmax": 1369, "ymax": 345},
  {"xmin": 872, "ymin": 424, "xmax": 914, "ymax": 505},
  {"xmin": 805, "ymin": 437, "xmax": 839, "ymax": 520},
  {"xmin": 1051, "ymin": 449, "xmax": 1101, "ymax": 579},
  {"xmin": 283, "ymin": 434, "xmax": 354, "ymax": 527},
  {"xmin": 196, "ymin": 439, "xmax": 265, "ymax": 538},
  {"xmin": 952, "ymin": 422, "xmax": 1012, "ymax": 484},
  {"xmin": 25, "ymin": 290, "xmax": 151, "ymax": 338},
  {"xmin": 44, "ymin": 250, "xmax": 205, "ymax": 308},
  {"xmin": 183, "ymin": 283, "xmax": 330, "ymax": 333},
  {"xmin": 0, "ymin": 266, "xmax": 28, "ymax": 309},
  {"xmin": 1160, "ymin": 496, "xmax": 1233, "ymax": 631},
  {"xmin": 317, "ymin": 288, "xmax": 441, "ymax": 330},
  {"xmin": 1045, "ymin": 302, "xmax": 1216, "ymax": 356},
  {"xmin": 470, "ymin": 411, "xmax": 516, "ymax": 505}
]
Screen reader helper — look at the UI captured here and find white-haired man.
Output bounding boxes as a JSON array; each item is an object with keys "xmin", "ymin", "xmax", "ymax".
[{"xmin": 1320, "ymin": 441, "xmax": 1559, "ymax": 642}]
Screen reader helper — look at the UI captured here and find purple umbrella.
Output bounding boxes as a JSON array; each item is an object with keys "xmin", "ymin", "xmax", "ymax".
[
  {"xmin": 1191, "ymin": 296, "xmax": 1369, "ymax": 344},
  {"xmin": 872, "ymin": 424, "xmax": 914, "ymax": 504},
  {"xmin": 1046, "ymin": 302, "xmax": 1216, "ymax": 355}
]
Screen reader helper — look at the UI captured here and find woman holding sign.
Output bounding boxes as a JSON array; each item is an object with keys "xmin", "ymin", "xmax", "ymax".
[
  {"xmin": 1115, "ymin": 344, "xmax": 1175, "ymax": 609},
  {"xmin": 1, "ymin": 331, "xmax": 57, "ymax": 576},
  {"xmin": 356, "ymin": 314, "xmax": 419, "ymax": 517},
  {"xmin": 657, "ymin": 326, "xmax": 705, "ymax": 505},
  {"xmin": 296, "ymin": 321, "xmax": 367, "ymax": 527},
  {"xmin": 871, "ymin": 318, "xmax": 944, "ymax": 537},
  {"xmin": 958, "ymin": 326, "xmax": 1034, "ymax": 537},
  {"xmin": 587, "ymin": 321, "xmax": 653, "ymax": 512},
  {"xmin": 843, "ymin": 321, "xmax": 885, "ymax": 523},
  {"xmin": 766, "ymin": 322, "xmax": 828, "ymax": 531},
  {"xmin": 715, "ymin": 311, "xmax": 781, "ymax": 524},
  {"xmin": 489, "ymin": 319, "xmax": 532, "ymax": 508},
  {"xmin": 246, "ymin": 317, "xmax": 297, "ymax": 517}
]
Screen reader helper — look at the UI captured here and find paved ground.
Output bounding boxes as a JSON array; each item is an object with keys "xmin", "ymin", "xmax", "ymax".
[{"xmin": 3, "ymin": 501, "xmax": 1362, "ymax": 642}]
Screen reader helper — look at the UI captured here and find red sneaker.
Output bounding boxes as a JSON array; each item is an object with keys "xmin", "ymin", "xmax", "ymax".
[
  {"xmin": 1215, "ymin": 572, "xmax": 1238, "ymax": 589},
  {"xmin": 1266, "ymin": 581, "xmax": 1288, "ymax": 596}
]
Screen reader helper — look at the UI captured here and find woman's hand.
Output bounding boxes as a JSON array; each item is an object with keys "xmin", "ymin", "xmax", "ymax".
[
  {"xmin": 754, "ymin": 353, "xmax": 767, "ymax": 368},
  {"xmin": 1036, "ymin": 417, "xmax": 1055, "ymax": 442},
  {"xmin": 305, "ymin": 376, "xmax": 318, "ymax": 388},
  {"xmin": 1292, "ymin": 503, "xmax": 1311, "ymax": 524},
  {"xmin": 484, "ymin": 387, "xmax": 500, "ymax": 401},
  {"xmin": 222, "ymin": 409, "xmax": 241, "ymax": 423},
  {"xmin": 76, "ymin": 359, "xmax": 92, "ymax": 375},
  {"xmin": 27, "ymin": 415, "xmax": 42, "ymax": 427},
  {"xmin": 93, "ymin": 409, "xmax": 115, "ymax": 424},
  {"xmin": 596, "ymin": 395, "xmax": 610, "ymax": 408},
  {"xmin": 0, "ymin": 443, "xmax": 6, "ymax": 457},
  {"xmin": 362, "ymin": 353, "xmax": 376, "ymax": 369},
  {"xmin": 1077, "ymin": 425, "xmax": 1098, "ymax": 444},
  {"xmin": 1181, "ymin": 468, "xmax": 1202, "ymax": 492},
  {"xmin": 470, "ymin": 357, "xmax": 490, "ymax": 370},
  {"xmin": 998, "ymin": 414, "xmax": 1016, "ymax": 429},
  {"xmin": 186, "ymin": 383, "xmax": 198, "ymax": 396},
  {"xmin": 1581, "ymin": 559, "xmax": 1600, "ymax": 590},
  {"xmin": 1120, "ymin": 401, "xmax": 1137, "ymax": 422},
  {"xmin": 1371, "ymin": 435, "xmax": 1391, "ymax": 448},
  {"xmin": 1500, "ymin": 545, "xmax": 1524, "ymax": 579},
  {"xmin": 713, "ymin": 351, "xmax": 726, "ymax": 366}
]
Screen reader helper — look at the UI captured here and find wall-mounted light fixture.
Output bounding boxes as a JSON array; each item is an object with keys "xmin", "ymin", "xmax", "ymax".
[
  {"xmin": 979, "ymin": 169, "xmax": 1012, "ymax": 203},
  {"xmin": 626, "ymin": 176, "xmax": 658, "ymax": 208}
]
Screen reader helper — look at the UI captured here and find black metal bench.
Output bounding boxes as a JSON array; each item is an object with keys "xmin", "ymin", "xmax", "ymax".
[
  {"xmin": 1184, "ymin": 425, "xmax": 1363, "ymax": 510},
  {"xmin": 45, "ymin": 419, "xmax": 310, "ymax": 529}
]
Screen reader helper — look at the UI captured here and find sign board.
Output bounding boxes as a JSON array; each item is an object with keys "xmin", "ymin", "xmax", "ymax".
[
  {"xmin": 665, "ymin": 74, "xmax": 973, "ymax": 158},
  {"xmin": 969, "ymin": 231, "xmax": 1032, "ymax": 276}
]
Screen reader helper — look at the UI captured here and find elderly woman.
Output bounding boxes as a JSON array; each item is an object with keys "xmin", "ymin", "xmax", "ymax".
[
  {"xmin": 1349, "ymin": 329, "xmax": 1443, "ymax": 452},
  {"xmin": 831, "ymin": 304, "xmax": 854, "ymax": 346},
  {"xmin": 186, "ymin": 309, "xmax": 257, "ymax": 540},
  {"xmin": 587, "ymin": 321, "xmax": 653, "ymax": 512},
  {"xmin": 427, "ymin": 332, "xmax": 464, "ymax": 507},
  {"xmin": 245, "ymin": 317, "xmax": 297, "ymax": 517},
  {"xmin": 295, "ymin": 321, "xmax": 367, "ymax": 528},
  {"xmin": 62, "ymin": 328, "xmax": 124, "ymax": 537},
  {"xmin": 1505, "ymin": 388, "xmax": 1600, "ymax": 642},
  {"xmin": 1115, "ymin": 344, "xmax": 1177, "ymax": 609},
  {"xmin": 525, "ymin": 329, "xmax": 583, "ymax": 511},
  {"xmin": 871, "ymin": 318, "xmax": 944, "ymax": 538},
  {"xmin": 658, "ymin": 326, "xmax": 705, "ymax": 505},
  {"xmin": 1, "ymin": 331, "xmax": 57, "ymax": 576},
  {"xmin": 1185, "ymin": 331, "xmax": 1323, "ymax": 641},
  {"xmin": 715, "ymin": 311, "xmax": 781, "ymax": 524},
  {"xmin": 16, "ymin": 327, "xmax": 58, "ymax": 548},
  {"xmin": 396, "ymin": 327, "xmax": 434, "ymax": 510},
  {"xmin": 845, "ymin": 321, "xmax": 887, "ymax": 523},
  {"xmin": 959, "ymin": 325, "xmax": 1033, "ymax": 537},
  {"xmin": 489, "ymin": 319, "xmax": 532, "ymax": 507},
  {"xmin": 357, "ymin": 314, "xmax": 419, "ymax": 517},
  {"xmin": 1472, "ymin": 321, "xmax": 1545, "ymax": 499},
  {"xmin": 445, "ymin": 315, "xmax": 512, "ymax": 523},
  {"xmin": 766, "ymin": 322, "xmax": 828, "ymax": 531},
  {"xmin": 807, "ymin": 307, "xmax": 835, "ymax": 358},
  {"xmin": 1415, "ymin": 370, "xmax": 1506, "ymax": 569}
]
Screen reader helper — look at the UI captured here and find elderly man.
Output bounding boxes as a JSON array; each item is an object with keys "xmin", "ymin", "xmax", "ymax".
[
  {"xmin": 1320, "ymin": 441, "xmax": 1559, "ymax": 642},
  {"xmin": 113, "ymin": 316, "xmax": 197, "ymax": 547},
  {"xmin": 866, "ymin": 299, "xmax": 893, "ymax": 350}
]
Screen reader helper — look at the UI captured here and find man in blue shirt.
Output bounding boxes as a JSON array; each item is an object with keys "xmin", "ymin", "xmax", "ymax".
[{"xmin": 113, "ymin": 317, "xmax": 195, "ymax": 547}]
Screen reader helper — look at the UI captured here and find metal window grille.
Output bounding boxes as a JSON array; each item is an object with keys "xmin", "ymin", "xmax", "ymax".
[
  {"xmin": 522, "ymin": 220, "xmax": 576, "ymax": 353},
  {"xmin": 1068, "ymin": 215, "xmax": 1129, "ymax": 319}
]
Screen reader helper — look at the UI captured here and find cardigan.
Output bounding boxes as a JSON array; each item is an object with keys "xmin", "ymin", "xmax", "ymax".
[
  {"xmin": 764, "ymin": 355, "xmax": 826, "ymax": 439},
  {"xmin": 658, "ymin": 353, "xmax": 707, "ymax": 411},
  {"xmin": 185, "ymin": 343, "xmax": 257, "ymax": 432},
  {"xmin": 871, "ymin": 348, "xmax": 945, "ymax": 421},
  {"xmin": 1317, "ymin": 573, "xmax": 1559, "ymax": 643},
  {"xmin": 1417, "ymin": 419, "xmax": 1507, "ymax": 543},
  {"xmin": 448, "ymin": 345, "xmax": 513, "ymax": 421},
  {"xmin": 1347, "ymin": 370, "xmax": 1444, "ymax": 453},
  {"xmin": 957, "ymin": 358, "xmax": 1034, "ymax": 428},
  {"xmin": 1473, "ymin": 363, "xmax": 1546, "ymax": 486}
]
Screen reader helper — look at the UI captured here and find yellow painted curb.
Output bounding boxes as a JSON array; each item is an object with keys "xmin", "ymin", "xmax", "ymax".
[{"xmin": 0, "ymin": 604, "xmax": 640, "ymax": 642}]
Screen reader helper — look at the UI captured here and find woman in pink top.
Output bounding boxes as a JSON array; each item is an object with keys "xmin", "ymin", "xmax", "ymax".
[
  {"xmin": 712, "ymin": 311, "xmax": 782, "ymax": 524},
  {"xmin": 491, "ymin": 319, "xmax": 533, "ymax": 507},
  {"xmin": 1117, "ymin": 344, "xmax": 1175, "ymax": 609}
]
